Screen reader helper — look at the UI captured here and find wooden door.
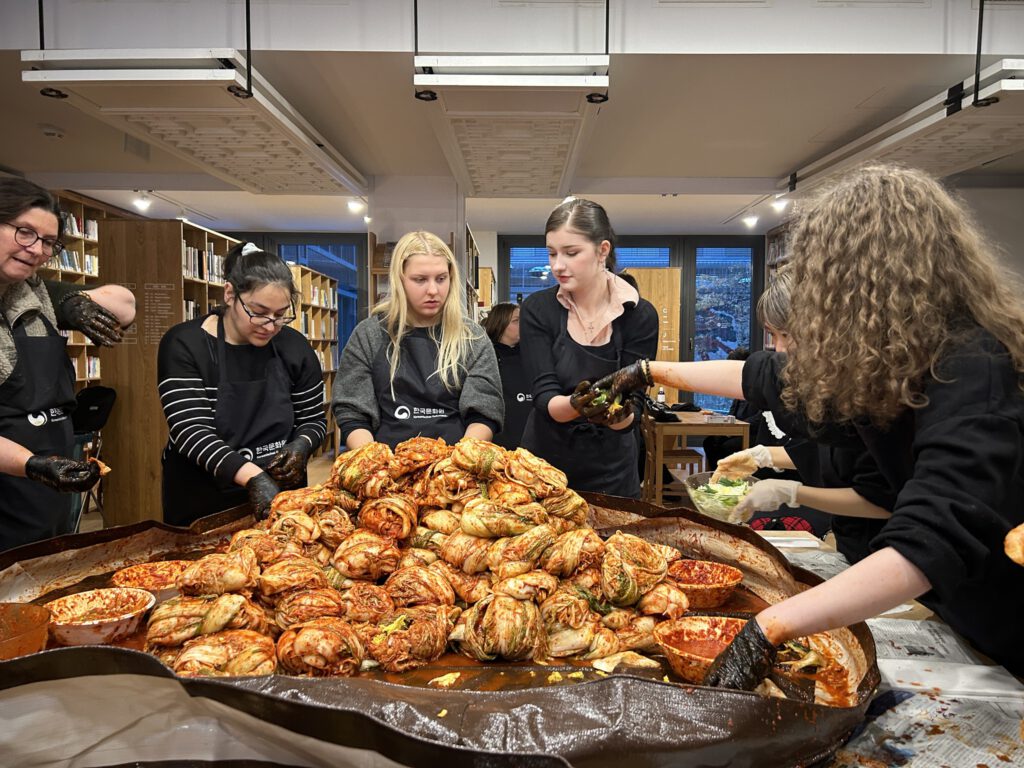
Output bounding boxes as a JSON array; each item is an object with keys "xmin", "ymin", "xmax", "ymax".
[{"xmin": 624, "ymin": 267, "xmax": 681, "ymax": 403}]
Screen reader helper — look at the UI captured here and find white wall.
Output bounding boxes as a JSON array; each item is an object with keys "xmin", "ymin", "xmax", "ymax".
[
  {"xmin": 473, "ymin": 229, "xmax": 500, "ymax": 300},
  {"xmin": 3, "ymin": 0, "xmax": 1022, "ymax": 55},
  {"xmin": 959, "ymin": 188, "xmax": 1024, "ymax": 280}
]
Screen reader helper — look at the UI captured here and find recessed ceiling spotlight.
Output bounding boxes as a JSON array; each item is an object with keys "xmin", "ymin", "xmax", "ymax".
[
  {"xmin": 770, "ymin": 199, "xmax": 789, "ymax": 213},
  {"xmin": 742, "ymin": 215, "xmax": 759, "ymax": 228},
  {"xmin": 39, "ymin": 87, "xmax": 68, "ymax": 99},
  {"xmin": 363, "ymin": 215, "xmax": 372, "ymax": 225},
  {"xmin": 132, "ymin": 190, "xmax": 152, "ymax": 212},
  {"xmin": 586, "ymin": 92, "xmax": 609, "ymax": 104},
  {"xmin": 347, "ymin": 199, "xmax": 366, "ymax": 214},
  {"xmin": 415, "ymin": 89, "xmax": 438, "ymax": 102}
]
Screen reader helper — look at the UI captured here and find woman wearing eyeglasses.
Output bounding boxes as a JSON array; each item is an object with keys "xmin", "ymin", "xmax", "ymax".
[
  {"xmin": 0, "ymin": 177, "xmax": 135, "ymax": 552},
  {"xmin": 158, "ymin": 243, "xmax": 326, "ymax": 524}
]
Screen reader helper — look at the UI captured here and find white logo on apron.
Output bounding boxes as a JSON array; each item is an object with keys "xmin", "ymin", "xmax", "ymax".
[
  {"xmin": 239, "ymin": 448, "xmax": 254, "ymax": 461},
  {"xmin": 515, "ymin": 393, "xmax": 533, "ymax": 403},
  {"xmin": 395, "ymin": 405, "xmax": 411, "ymax": 420},
  {"xmin": 27, "ymin": 412, "xmax": 48, "ymax": 427}
]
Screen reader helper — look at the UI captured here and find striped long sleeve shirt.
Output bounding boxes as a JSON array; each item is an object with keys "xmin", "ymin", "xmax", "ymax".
[{"xmin": 158, "ymin": 316, "xmax": 326, "ymax": 484}]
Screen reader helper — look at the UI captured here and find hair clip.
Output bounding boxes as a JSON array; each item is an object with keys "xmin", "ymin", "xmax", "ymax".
[{"xmin": 241, "ymin": 242, "xmax": 260, "ymax": 256}]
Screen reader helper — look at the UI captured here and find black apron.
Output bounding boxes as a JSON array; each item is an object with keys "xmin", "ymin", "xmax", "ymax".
[
  {"xmin": 520, "ymin": 311, "xmax": 640, "ymax": 498},
  {"xmin": 371, "ymin": 326, "xmax": 465, "ymax": 448},
  {"xmin": 162, "ymin": 314, "xmax": 297, "ymax": 526},
  {"xmin": 0, "ymin": 314, "xmax": 77, "ymax": 551},
  {"xmin": 493, "ymin": 343, "xmax": 531, "ymax": 450}
]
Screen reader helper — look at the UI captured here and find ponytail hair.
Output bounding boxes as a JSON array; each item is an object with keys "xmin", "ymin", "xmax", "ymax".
[{"xmin": 224, "ymin": 242, "xmax": 299, "ymax": 304}]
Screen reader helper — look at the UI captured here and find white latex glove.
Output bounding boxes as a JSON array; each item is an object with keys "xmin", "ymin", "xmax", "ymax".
[
  {"xmin": 735, "ymin": 479, "xmax": 802, "ymax": 520},
  {"xmin": 711, "ymin": 445, "xmax": 774, "ymax": 483}
]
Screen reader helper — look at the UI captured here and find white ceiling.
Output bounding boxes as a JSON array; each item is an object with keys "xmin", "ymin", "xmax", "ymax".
[{"xmin": 2, "ymin": 49, "xmax": 1022, "ymax": 237}]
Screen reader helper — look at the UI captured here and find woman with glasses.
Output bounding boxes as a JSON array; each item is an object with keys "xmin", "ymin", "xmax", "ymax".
[
  {"xmin": 332, "ymin": 231, "xmax": 502, "ymax": 449},
  {"xmin": 0, "ymin": 177, "xmax": 135, "ymax": 551},
  {"xmin": 158, "ymin": 242, "xmax": 326, "ymax": 523}
]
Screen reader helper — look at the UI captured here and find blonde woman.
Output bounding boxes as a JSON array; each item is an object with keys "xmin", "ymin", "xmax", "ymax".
[
  {"xmin": 332, "ymin": 231, "xmax": 502, "ymax": 449},
  {"xmin": 589, "ymin": 165, "xmax": 1024, "ymax": 683}
]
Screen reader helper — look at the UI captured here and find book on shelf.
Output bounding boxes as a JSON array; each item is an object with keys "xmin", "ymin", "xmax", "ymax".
[
  {"xmin": 183, "ymin": 299, "xmax": 201, "ymax": 321},
  {"xmin": 59, "ymin": 211, "xmax": 82, "ymax": 238},
  {"xmin": 205, "ymin": 248, "xmax": 224, "ymax": 284},
  {"xmin": 85, "ymin": 356, "xmax": 101, "ymax": 378},
  {"xmin": 182, "ymin": 241, "xmax": 204, "ymax": 280},
  {"xmin": 84, "ymin": 219, "xmax": 99, "ymax": 240}
]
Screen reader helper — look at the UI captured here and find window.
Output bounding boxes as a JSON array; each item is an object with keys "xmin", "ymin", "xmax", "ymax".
[{"xmin": 506, "ymin": 244, "xmax": 670, "ymax": 302}]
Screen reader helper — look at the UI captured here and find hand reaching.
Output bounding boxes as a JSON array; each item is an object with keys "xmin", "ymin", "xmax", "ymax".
[
  {"xmin": 711, "ymin": 445, "xmax": 773, "ymax": 483},
  {"xmin": 58, "ymin": 293, "xmax": 124, "ymax": 347},
  {"xmin": 245, "ymin": 472, "xmax": 281, "ymax": 521},
  {"xmin": 734, "ymin": 479, "xmax": 802, "ymax": 520},
  {"xmin": 702, "ymin": 618, "xmax": 778, "ymax": 691},
  {"xmin": 265, "ymin": 438, "xmax": 314, "ymax": 489}
]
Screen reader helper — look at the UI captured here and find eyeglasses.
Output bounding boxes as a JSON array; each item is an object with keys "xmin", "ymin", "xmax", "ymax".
[
  {"xmin": 236, "ymin": 293, "xmax": 296, "ymax": 328},
  {"xmin": 3, "ymin": 222, "xmax": 64, "ymax": 255}
]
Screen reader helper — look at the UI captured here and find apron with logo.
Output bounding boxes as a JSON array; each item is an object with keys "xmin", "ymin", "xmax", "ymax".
[
  {"xmin": 493, "ymin": 343, "xmax": 532, "ymax": 450},
  {"xmin": 520, "ymin": 310, "xmax": 641, "ymax": 498},
  {"xmin": 371, "ymin": 326, "xmax": 465, "ymax": 448},
  {"xmin": 0, "ymin": 315, "xmax": 77, "ymax": 551},
  {"xmin": 162, "ymin": 314, "xmax": 297, "ymax": 526}
]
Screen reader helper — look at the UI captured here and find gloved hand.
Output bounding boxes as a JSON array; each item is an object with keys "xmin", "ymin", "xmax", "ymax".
[
  {"xmin": 24, "ymin": 455, "xmax": 100, "ymax": 492},
  {"xmin": 246, "ymin": 472, "xmax": 280, "ymax": 521},
  {"xmin": 711, "ymin": 444, "xmax": 774, "ymax": 483},
  {"xmin": 588, "ymin": 395, "xmax": 635, "ymax": 427},
  {"xmin": 703, "ymin": 617, "xmax": 778, "ymax": 691},
  {"xmin": 569, "ymin": 380, "xmax": 601, "ymax": 416},
  {"xmin": 589, "ymin": 359, "xmax": 653, "ymax": 401},
  {"xmin": 265, "ymin": 438, "xmax": 314, "ymax": 488},
  {"xmin": 735, "ymin": 479, "xmax": 802, "ymax": 520},
  {"xmin": 58, "ymin": 292, "xmax": 124, "ymax": 347}
]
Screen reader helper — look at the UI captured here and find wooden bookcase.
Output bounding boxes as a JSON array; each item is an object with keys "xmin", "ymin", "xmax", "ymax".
[
  {"xmin": 478, "ymin": 266, "xmax": 496, "ymax": 311},
  {"xmin": 41, "ymin": 191, "xmax": 139, "ymax": 390},
  {"xmin": 288, "ymin": 264, "xmax": 339, "ymax": 458},
  {"xmin": 626, "ymin": 267, "xmax": 682, "ymax": 404}
]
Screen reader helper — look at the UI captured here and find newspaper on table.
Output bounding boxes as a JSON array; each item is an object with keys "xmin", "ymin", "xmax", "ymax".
[{"xmin": 782, "ymin": 547, "xmax": 850, "ymax": 580}]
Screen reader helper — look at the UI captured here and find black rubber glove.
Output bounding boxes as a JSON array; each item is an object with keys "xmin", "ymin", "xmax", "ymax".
[
  {"xmin": 590, "ymin": 359, "xmax": 653, "ymax": 401},
  {"xmin": 58, "ymin": 292, "xmax": 124, "ymax": 347},
  {"xmin": 265, "ymin": 438, "xmax": 314, "ymax": 489},
  {"xmin": 588, "ymin": 395, "xmax": 635, "ymax": 427},
  {"xmin": 24, "ymin": 455, "xmax": 100, "ymax": 493},
  {"xmin": 702, "ymin": 618, "xmax": 779, "ymax": 691},
  {"xmin": 246, "ymin": 472, "xmax": 281, "ymax": 521},
  {"xmin": 568, "ymin": 380, "xmax": 598, "ymax": 414}
]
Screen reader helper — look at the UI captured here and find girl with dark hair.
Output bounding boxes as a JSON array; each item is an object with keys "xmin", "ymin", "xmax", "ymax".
[
  {"xmin": 518, "ymin": 197, "xmax": 658, "ymax": 497},
  {"xmin": 158, "ymin": 243, "xmax": 326, "ymax": 523},
  {"xmin": 481, "ymin": 302, "xmax": 530, "ymax": 449},
  {"xmin": 586, "ymin": 164, "xmax": 1024, "ymax": 682},
  {"xmin": 0, "ymin": 177, "xmax": 136, "ymax": 551}
]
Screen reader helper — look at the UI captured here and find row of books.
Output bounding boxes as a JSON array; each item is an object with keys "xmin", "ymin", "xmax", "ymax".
[
  {"xmin": 183, "ymin": 300, "xmax": 203, "ymax": 321},
  {"xmin": 45, "ymin": 249, "xmax": 99, "ymax": 276},
  {"xmin": 72, "ymin": 355, "xmax": 101, "ymax": 379},
  {"xmin": 296, "ymin": 312, "xmax": 338, "ymax": 340},
  {"xmin": 312, "ymin": 345, "xmax": 340, "ymax": 373},
  {"xmin": 60, "ymin": 211, "xmax": 98, "ymax": 240},
  {"xmin": 182, "ymin": 242, "xmax": 226, "ymax": 283},
  {"xmin": 306, "ymin": 285, "xmax": 338, "ymax": 309}
]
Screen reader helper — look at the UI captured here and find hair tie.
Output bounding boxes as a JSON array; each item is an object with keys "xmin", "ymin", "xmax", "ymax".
[{"xmin": 241, "ymin": 242, "xmax": 260, "ymax": 256}]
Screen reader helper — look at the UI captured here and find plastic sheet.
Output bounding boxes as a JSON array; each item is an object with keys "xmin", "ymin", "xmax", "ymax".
[{"xmin": 0, "ymin": 498, "xmax": 880, "ymax": 767}]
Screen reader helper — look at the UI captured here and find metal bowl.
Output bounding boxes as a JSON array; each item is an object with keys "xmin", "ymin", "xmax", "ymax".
[
  {"xmin": 683, "ymin": 470, "xmax": 759, "ymax": 524},
  {"xmin": 0, "ymin": 603, "xmax": 51, "ymax": 660},
  {"xmin": 44, "ymin": 587, "xmax": 155, "ymax": 646}
]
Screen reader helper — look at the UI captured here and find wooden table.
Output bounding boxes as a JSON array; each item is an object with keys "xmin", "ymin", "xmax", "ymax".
[{"xmin": 641, "ymin": 411, "xmax": 750, "ymax": 506}]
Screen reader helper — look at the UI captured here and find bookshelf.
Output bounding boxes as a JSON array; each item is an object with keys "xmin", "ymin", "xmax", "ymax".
[
  {"xmin": 42, "ymin": 191, "xmax": 140, "ymax": 390},
  {"xmin": 478, "ymin": 266, "xmax": 495, "ymax": 311},
  {"xmin": 288, "ymin": 264, "xmax": 340, "ymax": 459}
]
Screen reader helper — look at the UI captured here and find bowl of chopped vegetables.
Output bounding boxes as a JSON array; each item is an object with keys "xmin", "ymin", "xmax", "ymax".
[{"xmin": 683, "ymin": 471, "xmax": 759, "ymax": 524}]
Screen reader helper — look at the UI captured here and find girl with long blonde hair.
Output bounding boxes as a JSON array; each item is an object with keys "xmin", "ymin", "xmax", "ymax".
[
  {"xmin": 332, "ymin": 231, "xmax": 502, "ymax": 449},
  {"xmin": 586, "ymin": 164, "xmax": 1024, "ymax": 682}
]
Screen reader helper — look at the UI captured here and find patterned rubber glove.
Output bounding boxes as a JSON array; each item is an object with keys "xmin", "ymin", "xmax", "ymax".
[
  {"xmin": 735, "ymin": 479, "xmax": 802, "ymax": 520},
  {"xmin": 58, "ymin": 292, "xmax": 124, "ymax": 346},
  {"xmin": 24, "ymin": 455, "xmax": 100, "ymax": 492},
  {"xmin": 568, "ymin": 380, "xmax": 599, "ymax": 415},
  {"xmin": 265, "ymin": 438, "xmax": 314, "ymax": 489},
  {"xmin": 246, "ymin": 472, "xmax": 281, "ymax": 521},
  {"xmin": 711, "ymin": 444, "xmax": 774, "ymax": 483},
  {"xmin": 703, "ymin": 618, "xmax": 778, "ymax": 691},
  {"xmin": 589, "ymin": 359, "xmax": 653, "ymax": 401}
]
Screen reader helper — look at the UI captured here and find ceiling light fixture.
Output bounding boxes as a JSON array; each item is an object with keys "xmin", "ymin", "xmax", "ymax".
[
  {"xmin": 770, "ymin": 199, "xmax": 789, "ymax": 213},
  {"xmin": 414, "ymin": 89, "xmax": 438, "ymax": 102},
  {"xmin": 363, "ymin": 215, "xmax": 372, "ymax": 225},
  {"xmin": 347, "ymin": 199, "xmax": 366, "ymax": 214},
  {"xmin": 132, "ymin": 190, "xmax": 152, "ymax": 212},
  {"xmin": 742, "ymin": 215, "xmax": 759, "ymax": 229}
]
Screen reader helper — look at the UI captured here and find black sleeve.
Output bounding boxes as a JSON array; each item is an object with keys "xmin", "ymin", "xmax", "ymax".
[
  {"xmin": 519, "ymin": 290, "xmax": 565, "ymax": 415},
  {"xmin": 869, "ymin": 342, "xmax": 1024, "ymax": 601},
  {"xmin": 44, "ymin": 279, "xmax": 82, "ymax": 330},
  {"xmin": 280, "ymin": 330, "xmax": 327, "ymax": 451}
]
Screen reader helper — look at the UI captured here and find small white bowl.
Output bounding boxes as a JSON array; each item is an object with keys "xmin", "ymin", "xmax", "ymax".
[{"xmin": 44, "ymin": 587, "xmax": 156, "ymax": 646}]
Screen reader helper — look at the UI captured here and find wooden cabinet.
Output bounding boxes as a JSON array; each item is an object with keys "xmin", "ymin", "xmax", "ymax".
[
  {"xmin": 478, "ymin": 266, "xmax": 496, "ymax": 310},
  {"xmin": 624, "ymin": 268, "xmax": 682, "ymax": 404}
]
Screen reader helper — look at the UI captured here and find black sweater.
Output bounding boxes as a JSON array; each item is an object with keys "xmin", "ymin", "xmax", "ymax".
[
  {"xmin": 519, "ymin": 286, "xmax": 659, "ymax": 414},
  {"xmin": 742, "ymin": 330, "xmax": 1024, "ymax": 673},
  {"xmin": 157, "ymin": 315, "xmax": 326, "ymax": 484}
]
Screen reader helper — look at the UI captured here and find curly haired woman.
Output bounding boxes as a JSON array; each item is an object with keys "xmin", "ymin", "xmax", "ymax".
[{"xmin": 588, "ymin": 165, "xmax": 1024, "ymax": 683}]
